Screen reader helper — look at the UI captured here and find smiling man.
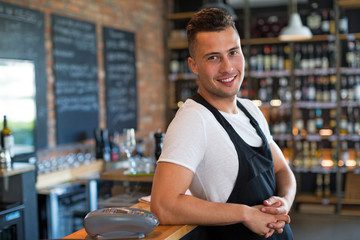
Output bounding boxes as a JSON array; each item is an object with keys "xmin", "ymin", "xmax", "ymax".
[{"xmin": 151, "ymin": 8, "xmax": 296, "ymax": 240}]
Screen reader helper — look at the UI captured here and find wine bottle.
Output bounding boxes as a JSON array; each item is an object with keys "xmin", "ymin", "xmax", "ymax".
[
  {"xmin": 295, "ymin": 141, "xmax": 303, "ymax": 167},
  {"xmin": 324, "ymin": 173, "xmax": 331, "ymax": 197},
  {"xmin": 294, "ymin": 77, "xmax": 302, "ymax": 101},
  {"xmin": 355, "ymin": 76, "xmax": 360, "ymax": 101},
  {"xmin": 303, "ymin": 141, "xmax": 311, "ymax": 169},
  {"xmin": 321, "ymin": 43, "xmax": 329, "ymax": 69},
  {"xmin": 315, "ymin": 173, "xmax": 323, "ymax": 197},
  {"xmin": 308, "ymin": 44, "xmax": 316, "ymax": 70},
  {"xmin": 271, "ymin": 45, "xmax": 278, "ymax": 71},
  {"xmin": 347, "ymin": 107, "xmax": 354, "ymax": 135},
  {"xmin": 315, "ymin": 44, "xmax": 322, "ymax": 69},
  {"xmin": 322, "ymin": 76, "xmax": 330, "ymax": 102},
  {"xmin": 256, "ymin": 46, "xmax": 264, "ymax": 71},
  {"xmin": 284, "ymin": 45, "xmax": 291, "ymax": 70},
  {"xmin": 294, "ymin": 44, "xmax": 301, "ymax": 70},
  {"xmin": 321, "ymin": 9, "xmax": 330, "ymax": 35},
  {"xmin": 310, "ymin": 142, "xmax": 318, "ymax": 168},
  {"xmin": 329, "ymin": 75, "xmax": 337, "ymax": 102},
  {"xmin": 306, "ymin": 2, "xmax": 322, "ymax": 35},
  {"xmin": 341, "ymin": 141, "xmax": 349, "ymax": 167},
  {"xmin": 347, "ymin": 75, "xmax": 355, "ymax": 101},
  {"xmin": 354, "ymin": 108, "xmax": 360, "ymax": 134},
  {"xmin": 329, "ymin": 10, "xmax": 335, "ymax": 35},
  {"xmin": 315, "ymin": 76, "xmax": 323, "ymax": 102},
  {"xmin": 295, "ymin": 110, "xmax": 304, "ymax": 136},
  {"xmin": 307, "ymin": 109, "xmax": 316, "ymax": 134},
  {"xmin": 329, "ymin": 109, "xmax": 337, "ymax": 133},
  {"xmin": 328, "ymin": 43, "xmax": 336, "ymax": 68},
  {"xmin": 346, "ymin": 41, "xmax": 357, "ymax": 68},
  {"xmin": 249, "ymin": 47, "xmax": 258, "ymax": 71},
  {"xmin": 101, "ymin": 129, "xmax": 111, "ymax": 162},
  {"xmin": 340, "ymin": 76, "xmax": 349, "ymax": 101},
  {"xmin": 300, "ymin": 44, "xmax": 309, "ymax": 70},
  {"xmin": 258, "ymin": 78, "xmax": 268, "ymax": 102},
  {"xmin": 1, "ymin": 115, "xmax": 14, "ymax": 156},
  {"xmin": 355, "ymin": 142, "xmax": 360, "ymax": 168},
  {"xmin": 339, "ymin": 8, "xmax": 348, "ymax": 34},
  {"xmin": 278, "ymin": 108, "xmax": 287, "ymax": 135},
  {"xmin": 315, "ymin": 108, "xmax": 323, "ymax": 133},
  {"xmin": 339, "ymin": 108, "xmax": 348, "ymax": 135},
  {"xmin": 263, "ymin": 45, "xmax": 271, "ymax": 71},
  {"xmin": 94, "ymin": 129, "xmax": 103, "ymax": 159},
  {"xmin": 307, "ymin": 76, "xmax": 316, "ymax": 101},
  {"xmin": 154, "ymin": 131, "xmax": 164, "ymax": 161},
  {"xmin": 356, "ymin": 40, "xmax": 360, "ymax": 68},
  {"xmin": 278, "ymin": 45, "xmax": 285, "ymax": 71},
  {"xmin": 169, "ymin": 52, "xmax": 180, "ymax": 74},
  {"xmin": 265, "ymin": 77, "xmax": 273, "ymax": 101}
]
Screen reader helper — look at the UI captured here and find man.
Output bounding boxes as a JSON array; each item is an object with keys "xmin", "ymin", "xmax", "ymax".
[{"xmin": 151, "ymin": 8, "xmax": 296, "ymax": 239}]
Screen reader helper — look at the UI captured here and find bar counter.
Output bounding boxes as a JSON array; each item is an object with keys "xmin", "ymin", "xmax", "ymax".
[{"xmin": 62, "ymin": 202, "xmax": 196, "ymax": 240}]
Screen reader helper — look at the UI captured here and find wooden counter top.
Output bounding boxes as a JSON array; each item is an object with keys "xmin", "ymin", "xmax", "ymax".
[
  {"xmin": 62, "ymin": 202, "xmax": 196, "ymax": 240},
  {"xmin": 100, "ymin": 168, "xmax": 154, "ymax": 183},
  {"xmin": 0, "ymin": 163, "xmax": 35, "ymax": 178},
  {"xmin": 36, "ymin": 160, "xmax": 104, "ymax": 189}
]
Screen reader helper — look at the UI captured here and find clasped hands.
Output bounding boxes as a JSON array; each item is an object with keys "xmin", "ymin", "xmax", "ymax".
[{"xmin": 254, "ymin": 196, "xmax": 291, "ymax": 238}]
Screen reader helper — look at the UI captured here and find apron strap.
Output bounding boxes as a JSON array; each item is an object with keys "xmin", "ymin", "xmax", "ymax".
[{"xmin": 191, "ymin": 93, "xmax": 268, "ymax": 145}]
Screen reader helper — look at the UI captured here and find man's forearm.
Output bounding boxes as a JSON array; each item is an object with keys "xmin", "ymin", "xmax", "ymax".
[{"xmin": 275, "ymin": 167, "xmax": 297, "ymax": 212}]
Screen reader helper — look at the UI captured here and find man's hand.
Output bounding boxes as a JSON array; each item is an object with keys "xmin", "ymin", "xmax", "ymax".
[
  {"xmin": 243, "ymin": 205, "xmax": 290, "ymax": 238},
  {"xmin": 262, "ymin": 196, "xmax": 290, "ymax": 215},
  {"xmin": 260, "ymin": 196, "xmax": 291, "ymax": 235}
]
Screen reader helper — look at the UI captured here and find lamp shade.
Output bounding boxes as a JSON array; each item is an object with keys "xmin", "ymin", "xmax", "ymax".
[
  {"xmin": 279, "ymin": 13, "xmax": 312, "ymax": 41},
  {"xmin": 201, "ymin": 0, "xmax": 238, "ymax": 20}
]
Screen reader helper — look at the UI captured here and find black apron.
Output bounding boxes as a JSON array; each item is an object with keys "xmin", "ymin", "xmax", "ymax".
[{"xmin": 185, "ymin": 93, "xmax": 293, "ymax": 240}]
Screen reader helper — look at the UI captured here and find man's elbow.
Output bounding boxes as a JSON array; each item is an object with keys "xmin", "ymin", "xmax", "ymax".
[{"xmin": 150, "ymin": 201, "xmax": 172, "ymax": 225}]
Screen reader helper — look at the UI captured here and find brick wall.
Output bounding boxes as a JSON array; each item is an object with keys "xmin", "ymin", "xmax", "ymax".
[{"xmin": 1, "ymin": 0, "xmax": 167, "ymax": 152}]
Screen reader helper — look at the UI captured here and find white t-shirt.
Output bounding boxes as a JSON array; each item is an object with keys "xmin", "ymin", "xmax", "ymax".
[{"xmin": 158, "ymin": 98, "xmax": 273, "ymax": 203}]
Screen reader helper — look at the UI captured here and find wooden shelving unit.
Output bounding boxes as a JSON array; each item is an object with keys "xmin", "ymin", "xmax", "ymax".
[
  {"xmin": 166, "ymin": 2, "xmax": 360, "ymax": 214},
  {"xmin": 338, "ymin": 0, "xmax": 360, "ymax": 8}
]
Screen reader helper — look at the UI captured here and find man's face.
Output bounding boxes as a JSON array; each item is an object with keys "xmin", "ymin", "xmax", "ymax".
[{"xmin": 188, "ymin": 27, "xmax": 245, "ymax": 101}]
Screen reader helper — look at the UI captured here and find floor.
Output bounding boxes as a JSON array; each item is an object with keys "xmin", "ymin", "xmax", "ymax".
[{"xmin": 290, "ymin": 213, "xmax": 360, "ymax": 240}]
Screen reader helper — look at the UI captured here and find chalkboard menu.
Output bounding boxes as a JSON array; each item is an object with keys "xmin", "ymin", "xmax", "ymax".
[
  {"xmin": 0, "ymin": 1, "xmax": 47, "ymax": 149},
  {"xmin": 52, "ymin": 14, "xmax": 99, "ymax": 144},
  {"xmin": 103, "ymin": 27, "xmax": 138, "ymax": 133}
]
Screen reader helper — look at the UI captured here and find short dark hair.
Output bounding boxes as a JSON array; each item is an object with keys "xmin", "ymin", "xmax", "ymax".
[{"xmin": 186, "ymin": 8, "xmax": 237, "ymax": 57}]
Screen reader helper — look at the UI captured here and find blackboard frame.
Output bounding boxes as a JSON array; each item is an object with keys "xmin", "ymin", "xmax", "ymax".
[
  {"xmin": 103, "ymin": 27, "xmax": 138, "ymax": 134},
  {"xmin": 0, "ymin": 1, "xmax": 47, "ymax": 151},
  {"xmin": 52, "ymin": 14, "xmax": 99, "ymax": 144}
]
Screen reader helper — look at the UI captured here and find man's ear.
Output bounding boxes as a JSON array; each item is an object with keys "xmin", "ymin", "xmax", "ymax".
[{"xmin": 188, "ymin": 57, "xmax": 198, "ymax": 76}]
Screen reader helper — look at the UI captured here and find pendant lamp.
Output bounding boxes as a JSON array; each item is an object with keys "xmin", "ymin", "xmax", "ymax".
[
  {"xmin": 200, "ymin": 0, "xmax": 238, "ymax": 20},
  {"xmin": 279, "ymin": 0, "xmax": 312, "ymax": 41}
]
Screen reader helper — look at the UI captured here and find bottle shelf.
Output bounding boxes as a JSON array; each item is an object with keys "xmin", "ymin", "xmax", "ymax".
[
  {"xmin": 169, "ymin": 73, "xmax": 197, "ymax": 81},
  {"xmin": 168, "ymin": 12, "xmax": 195, "ymax": 20},
  {"xmin": 295, "ymin": 101, "xmax": 338, "ymax": 109},
  {"xmin": 167, "ymin": 3, "xmax": 360, "ymax": 212},
  {"xmin": 248, "ymin": 68, "xmax": 360, "ymax": 78},
  {"xmin": 249, "ymin": 70, "xmax": 290, "ymax": 78},
  {"xmin": 295, "ymin": 193, "xmax": 337, "ymax": 205},
  {"xmin": 272, "ymin": 134, "xmax": 292, "ymax": 141},
  {"xmin": 293, "ymin": 166, "xmax": 333, "ymax": 173},
  {"xmin": 168, "ymin": 33, "xmax": 360, "ymax": 50},
  {"xmin": 338, "ymin": 0, "xmax": 360, "ymax": 8}
]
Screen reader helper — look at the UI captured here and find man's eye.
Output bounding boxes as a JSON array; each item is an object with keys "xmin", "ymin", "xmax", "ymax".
[
  {"xmin": 230, "ymin": 50, "xmax": 239, "ymax": 55},
  {"xmin": 208, "ymin": 56, "xmax": 217, "ymax": 60}
]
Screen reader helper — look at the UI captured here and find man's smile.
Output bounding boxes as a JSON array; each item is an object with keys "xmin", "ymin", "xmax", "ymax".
[{"xmin": 217, "ymin": 75, "xmax": 237, "ymax": 85}]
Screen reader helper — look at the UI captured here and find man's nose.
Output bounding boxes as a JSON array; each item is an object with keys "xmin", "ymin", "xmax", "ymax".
[{"xmin": 220, "ymin": 57, "xmax": 234, "ymax": 73}]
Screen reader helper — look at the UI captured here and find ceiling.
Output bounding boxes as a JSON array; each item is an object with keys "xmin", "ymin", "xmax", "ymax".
[{"xmin": 226, "ymin": 0, "xmax": 308, "ymax": 8}]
